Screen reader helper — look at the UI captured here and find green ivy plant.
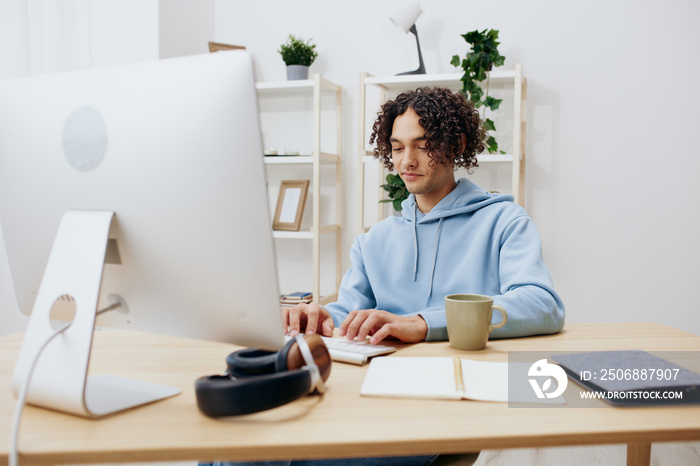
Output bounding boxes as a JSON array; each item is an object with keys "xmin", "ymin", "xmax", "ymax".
[
  {"xmin": 380, "ymin": 173, "xmax": 408, "ymax": 212},
  {"xmin": 278, "ymin": 35, "xmax": 318, "ymax": 66},
  {"xmin": 450, "ymin": 29, "xmax": 506, "ymax": 154}
]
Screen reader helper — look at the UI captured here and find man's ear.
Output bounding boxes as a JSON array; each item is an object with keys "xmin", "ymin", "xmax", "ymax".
[{"xmin": 459, "ymin": 134, "xmax": 467, "ymax": 153}]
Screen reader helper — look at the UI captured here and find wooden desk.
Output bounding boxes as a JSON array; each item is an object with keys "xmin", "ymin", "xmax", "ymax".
[{"xmin": 1, "ymin": 322, "xmax": 699, "ymax": 466}]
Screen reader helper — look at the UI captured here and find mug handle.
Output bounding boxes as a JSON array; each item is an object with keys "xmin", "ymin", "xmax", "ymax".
[{"xmin": 488, "ymin": 305, "xmax": 508, "ymax": 331}]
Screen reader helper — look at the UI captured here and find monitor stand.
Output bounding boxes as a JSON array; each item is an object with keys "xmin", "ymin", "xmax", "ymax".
[{"xmin": 11, "ymin": 210, "xmax": 180, "ymax": 418}]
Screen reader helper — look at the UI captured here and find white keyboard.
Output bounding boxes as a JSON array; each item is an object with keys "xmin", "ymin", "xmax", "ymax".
[
  {"xmin": 320, "ymin": 336, "xmax": 396, "ymax": 365},
  {"xmin": 285, "ymin": 335, "xmax": 396, "ymax": 365}
]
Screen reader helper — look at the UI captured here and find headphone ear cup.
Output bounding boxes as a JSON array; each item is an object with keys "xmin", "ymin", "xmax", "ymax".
[
  {"xmin": 274, "ymin": 336, "xmax": 298, "ymax": 372},
  {"xmin": 225, "ymin": 348, "xmax": 279, "ymax": 377},
  {"xmin": 279, "ymin": 334, "xmax": 332, "ymax": 382},
  {"xmin": 195, "ymin": 370, "xmax": 312, "ymax": 417}
]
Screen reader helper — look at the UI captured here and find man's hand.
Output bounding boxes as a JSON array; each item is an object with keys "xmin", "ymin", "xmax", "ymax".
[
  {"xmin": 338, "ymin": 309, "xmax": 428, "ymax": 345},
  {"xmin": 283, "ymin": 302, "xmax": 335, "ymax": 337}
]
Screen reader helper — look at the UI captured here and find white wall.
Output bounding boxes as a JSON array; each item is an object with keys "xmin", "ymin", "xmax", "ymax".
[
  {"xmin": 90, "ymin": 0, "xmax": 159, "ymax": 67},
  {"xmin": 0, "ymin": 0, "xmax": 30, "ymax": 79},
  {"xmin": 159, "ymin": 0, "xmax": 214, "ymax": 59},
  {"xmin": 2, "ymin": 0, "xmax": 699, "ymax": 336},
  {"xmin": 213, "ymin": 0, "xmax": 700, "ymax": 335}
]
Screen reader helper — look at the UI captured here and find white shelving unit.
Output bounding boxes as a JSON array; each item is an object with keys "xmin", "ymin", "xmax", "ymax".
[
  {"xmin": 357, "ymin": 65, "xmax": 527, "ymax": 234},
  {"xmin": 256, "ymin": 75, "xmax": 342, "ymax": 305}
]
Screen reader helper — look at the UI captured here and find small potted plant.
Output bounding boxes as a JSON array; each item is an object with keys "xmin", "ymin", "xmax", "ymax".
[{"xmin": 278, "ymin": 35, "xmax": 318, "ymax": 80}]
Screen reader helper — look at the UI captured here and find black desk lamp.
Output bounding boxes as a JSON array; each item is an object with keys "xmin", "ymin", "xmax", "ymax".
[{"xmin": 391, "ymin": 1, "xmax": 426, "ymax": 75}]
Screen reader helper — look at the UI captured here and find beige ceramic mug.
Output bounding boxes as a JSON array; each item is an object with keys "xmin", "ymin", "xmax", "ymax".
[{"xmin": 445, "ymin": 294, "xmax": 508, "ymax": 351}]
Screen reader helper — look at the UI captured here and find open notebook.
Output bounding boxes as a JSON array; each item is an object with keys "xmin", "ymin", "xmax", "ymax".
[{"xmin": 360, "ymin": 357, "xmax": 564, "ymax": 404}]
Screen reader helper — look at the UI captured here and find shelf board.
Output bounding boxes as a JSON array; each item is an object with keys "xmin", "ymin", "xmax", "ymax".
[
  {"xmin": 273, "ymin": 230, "xmax": 313, "ymax": 239},
  {"xmin": 256, "ymin": 80, "xmax": 314, "ymax": 93},
  {"xmin": 362, "ymin": 154, "xmax": 513, "ymax": 163},
  {"xmin": 364, "ymin": 70, "xmax": 516, "ymax": 91},
  {"xmin": 264, "ymin": 153, "xmax": 340, "ymax": 165},
  {"xmin": 478, "ymin": 154, "xmax": 514, "ymax": 163},
  {"xmin": 256, "ymin": 75, "xmax": 340, "ymax": 95},
  {"xmin": 264, "ymin": 155, "xmax": 314, "ymax": 164},
  {"xmin": 272, "ymin": 225, "xmax": 339, "ymax": 239}
]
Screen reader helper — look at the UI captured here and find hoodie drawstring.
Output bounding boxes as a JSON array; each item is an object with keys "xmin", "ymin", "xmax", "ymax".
[
  {"xmin": 412, "ymin": 204, "xmax": 419, "ymax": 281},
  {"xmin": 425, "ymin": 218, "xmax": 443, "ymax": 306}
]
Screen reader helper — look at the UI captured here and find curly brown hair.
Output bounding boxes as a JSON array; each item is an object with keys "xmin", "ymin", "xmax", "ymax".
[{"xmin": 369, "ymin": 87, "xmax": 485, "ymax": 171}]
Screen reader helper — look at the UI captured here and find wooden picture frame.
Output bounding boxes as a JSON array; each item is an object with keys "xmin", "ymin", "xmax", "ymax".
[
  {"xmin": 208, "ymin": 42, "xmax": 246, "ymax": 53},
  {"xmin": 273, "ymin": 180, "xmax": 310, "ymax": 231}
]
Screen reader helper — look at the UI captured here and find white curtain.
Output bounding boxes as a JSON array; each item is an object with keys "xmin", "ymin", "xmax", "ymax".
[
  {"xmin": 0, "ymin": 0, "xmax": 30, "ymax": 79},
  {"xmin": 0, "ymin": 0, "xmax": 91, "ymax": 80}
]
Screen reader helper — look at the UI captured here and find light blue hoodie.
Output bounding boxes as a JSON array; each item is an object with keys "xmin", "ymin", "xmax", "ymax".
[{"xmin": 325, "ymin": 178, "xmax": 565, "ymax": 341}]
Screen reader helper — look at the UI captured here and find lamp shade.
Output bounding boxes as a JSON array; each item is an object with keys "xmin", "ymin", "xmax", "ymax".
[{"xmin": 390, "ymin": 1, "xmax": 422, "ymax": 34}]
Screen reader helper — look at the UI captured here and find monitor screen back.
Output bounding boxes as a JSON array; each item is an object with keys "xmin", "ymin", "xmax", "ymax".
[{"xmin": 0, "ymin": 51, "xmax": 285, "ymax": 350}]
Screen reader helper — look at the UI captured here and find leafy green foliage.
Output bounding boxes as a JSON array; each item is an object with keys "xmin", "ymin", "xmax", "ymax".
[
  {"xmin": 380, "ymin": 173, "xmax": 408, "ymax": 212},
  {"xmin": 278, "ymin": 35, "xmax": 318, "ymax": 66},
  {"xmin": 484, "ymin": 96, "xmax": 501, "ymax": 111},
  {"xmin": 451, "ymin": 29, "xmax": 506, "ymax": 154},
  {"xmin": 485, "ymin": 135, "xmax": 499, "ymax": 154}
]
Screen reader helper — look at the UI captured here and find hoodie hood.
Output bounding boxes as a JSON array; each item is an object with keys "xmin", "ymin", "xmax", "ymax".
[
  {"xmin": 401, "ymin": 178, "xmax": 514, "ymax": 305},
  {"xmin": 400, "ymin": 177, "xmax": 513, "ymax": 223}
]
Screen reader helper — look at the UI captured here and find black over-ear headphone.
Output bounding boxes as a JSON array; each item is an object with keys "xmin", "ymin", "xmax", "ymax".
[{"xmin": 195, "ymin": 334, "xmax": 332, "ymax": 417}]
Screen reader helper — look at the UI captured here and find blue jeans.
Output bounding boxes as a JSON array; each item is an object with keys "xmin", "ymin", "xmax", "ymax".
[{"xmin": 199, "ymin": 455, "xmax": 438, "ymax": 466}]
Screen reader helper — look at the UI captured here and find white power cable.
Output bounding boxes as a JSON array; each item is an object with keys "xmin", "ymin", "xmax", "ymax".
[
  {"xmin": 9, "ymin": 301, "xmax": 124, "ymax": 466},
  {"xmin": 9, "ymin": 321, "xmax": 71, "ymax": 466}
]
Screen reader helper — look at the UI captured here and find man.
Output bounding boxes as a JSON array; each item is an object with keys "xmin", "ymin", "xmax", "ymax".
[
  {"xmin": 286, "ymin": 87, "xmax": 564, "ymax": 344},
  {"xmin": 218, "ymin": 89, "xmax": 564, "ymax": 466}
]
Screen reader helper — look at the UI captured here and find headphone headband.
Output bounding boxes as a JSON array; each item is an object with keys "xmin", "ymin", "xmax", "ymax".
[{"xmin": 294, "ymin": 334, "xmax": 325, "ymax": 394}]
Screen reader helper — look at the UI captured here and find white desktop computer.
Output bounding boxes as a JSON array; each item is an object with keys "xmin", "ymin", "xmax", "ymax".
[{"xmin": 0, "ymin": 51, "xmax": 286, "ymax": 417}]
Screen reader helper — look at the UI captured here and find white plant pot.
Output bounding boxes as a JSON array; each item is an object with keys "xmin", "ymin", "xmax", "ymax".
[{"xmin": 286, "ymin": 65, "xmax": 309, "ymax": 81}]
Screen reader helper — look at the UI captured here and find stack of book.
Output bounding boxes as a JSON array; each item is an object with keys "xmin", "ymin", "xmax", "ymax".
[{"xmin": 280, "ymin": 292, "xmax": 313, "ymax": 307}]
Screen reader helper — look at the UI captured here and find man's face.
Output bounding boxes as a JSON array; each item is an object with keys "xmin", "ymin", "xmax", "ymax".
[{"xmin": 390, "ymin": 108, "xmax": 456, "ymax": 211}]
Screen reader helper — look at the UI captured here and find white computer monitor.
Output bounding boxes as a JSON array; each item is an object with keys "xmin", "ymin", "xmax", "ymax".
[{"xmin": 0, "ymin": 51, "xmax": 286, "ymax": 416}]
